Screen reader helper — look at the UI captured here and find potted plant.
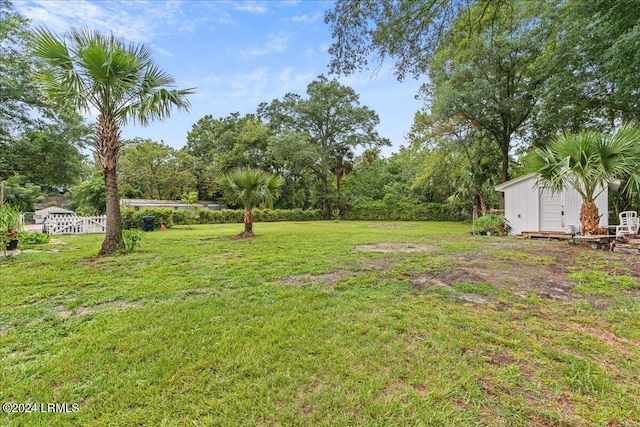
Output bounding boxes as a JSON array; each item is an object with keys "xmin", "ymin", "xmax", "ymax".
[{"xmin": 0, "ymin": 204, "xmax": 21, "ymax": 253}]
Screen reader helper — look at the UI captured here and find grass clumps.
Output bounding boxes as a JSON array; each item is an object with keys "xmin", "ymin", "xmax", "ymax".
[{"xmin": 1, "ymin": 221, "xmax": 640, "ymax": 426}]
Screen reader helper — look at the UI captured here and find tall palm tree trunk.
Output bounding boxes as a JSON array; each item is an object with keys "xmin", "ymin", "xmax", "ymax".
[
  {"xmin": 243, "ymin": 209, "xmax": 254, "ymax": 237},
  {"xmin": 580, "ymin": 200, "xmax": 601, "ymax": 235},
  {"xmin": 101, "ymin": 167, "xmax": 124, "ymax": 254},
  {"xmin": 96, "ymin": 115, "xmax": 124, "ymax": 255}
]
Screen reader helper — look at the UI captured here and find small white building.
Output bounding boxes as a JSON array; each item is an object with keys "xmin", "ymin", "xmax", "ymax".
[
  {"xmin": 120, "ymin": 199, "xmax": 220, "ymax": 211},
  {"xmin": 495, "ymin": 173, "xmax": 608, "ymax": 236},
  {"xmin": 33, "ymin": 207, "xmax": 76, "ymax": 224}
]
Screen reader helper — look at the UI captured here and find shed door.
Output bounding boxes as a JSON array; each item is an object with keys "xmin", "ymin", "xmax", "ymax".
[{"xmin": 539, "ymin": 189, "xmax": 565, "ymax": 231}]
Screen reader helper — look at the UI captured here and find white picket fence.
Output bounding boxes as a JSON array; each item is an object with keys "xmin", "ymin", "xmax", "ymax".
[{"xmin": 44, "ymin": 215, "xmax": 107, "ymax": 235}]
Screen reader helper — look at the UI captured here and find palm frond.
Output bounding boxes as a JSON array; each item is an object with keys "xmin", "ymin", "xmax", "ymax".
[
  {"xmin": 528, "ymin": 125, "xmax": 640, "ymax": 202},
  {"xmin": 32, "ymin": 27, "xmax": 90, "ymax": 112},
  {"xmin": 31, "ymin": 27, "xmax": 194, "ymax": 127},
  {"xmin": 217, "ymin": 168, "xmax": 284, "ymax": 211}
]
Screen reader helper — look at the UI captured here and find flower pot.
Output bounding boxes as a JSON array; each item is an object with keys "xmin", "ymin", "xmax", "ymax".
[{"xmin": 5, "ymin": 239, "xmax": 18, "ymax": 251}]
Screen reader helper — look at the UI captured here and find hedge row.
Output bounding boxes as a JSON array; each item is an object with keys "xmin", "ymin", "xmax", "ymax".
[
  {"xmin": 122, "ymin": 207, "xmax": 325, "ymax": 229},
  {"xmin": 341, "ymin": 200, "xmax": 469, "ymax": 222},
  {"xmin": 122, "ymin": 201, "xmax": 468, "ymax": 230}
]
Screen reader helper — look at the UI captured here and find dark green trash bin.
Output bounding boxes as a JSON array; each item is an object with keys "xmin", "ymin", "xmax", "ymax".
[{"xmin": 142, "ymin": 216, "xmax": 155, "ymax": 231}]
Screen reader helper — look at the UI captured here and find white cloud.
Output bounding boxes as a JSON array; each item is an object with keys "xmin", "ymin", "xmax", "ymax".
[
  {"xmin": 277, "ymin": 68, "xmax": 313, "ymax": 93},
  {"xmin": 231, "ymin": 1, "xmax": 267, "ymax": 14},
  {"xmin": 215, "ymin": 12, "xmax": 234, "ymax": 25},
  {"xmin": 235, "ymin": 68, "xmax": 269, "ymax": 86},
  {"xmin": 15, "ymin": 0, "xmax": 197, "ymax": 43},
  {"xmin": 154, "ymin": 46, "xmax": 174, "ymax": 57},
  {"xmin": 194, "ymin": 66, "xmax": 314, "ymax": 114},
  {"xmin": 202, "ymin": 74, "xmax": 223, "ymax": 85},
  {"xmin": 290, "ymin": 12, "xmax": 323, "ymax": 24},
  {"xmin": 241, "ymin": 34, "xmax": 290, "ymax": 57}
]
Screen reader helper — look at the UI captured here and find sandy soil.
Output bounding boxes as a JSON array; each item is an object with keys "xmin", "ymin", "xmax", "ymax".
[{"xmin": 283, "ymin": 239, "xmax": 640, "ymax": 304}]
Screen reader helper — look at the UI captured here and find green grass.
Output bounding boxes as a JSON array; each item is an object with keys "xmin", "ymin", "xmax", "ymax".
[
  {"xmin": 569, "ymin": 252, "xmax": 640, "ymax": 296},
  {"xmin": 1, "ymin": 221, "xmax": 640, "ymax": 426},
  {"xmin": 451, "ymin": 281, "xmax": 500, "ymax": 296}
]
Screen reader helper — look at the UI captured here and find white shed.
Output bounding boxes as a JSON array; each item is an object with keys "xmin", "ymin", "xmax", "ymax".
[
  {"xmin": 495, "ymin": 173, "xmax": 608, "ymax": 236},
  {"xmin": 33, "ymin": 207, "xmax": 76, "ymax": 224}
]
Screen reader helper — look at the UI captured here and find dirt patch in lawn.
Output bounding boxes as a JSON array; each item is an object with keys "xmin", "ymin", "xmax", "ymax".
[
  {"xmin": 412, "ymin": 259, "xmax": 574, "ymax": 301},
  {"xmin": 282, "ymin": 238, "xmax": 640, "ymax": 305},
  {"xmin": 55, "ymin": 300, "xmax": 143, "ymax": 318},
  {"xmin": 282, "ymin": 271, "xmax": 357, "ymax": 288},
  {"xmin": 282, "ymin": 258, "xmax": 404, "ymax": 288},
  {"xmin": 353, "ymin": 243, "xmax": 439, "ymax": 253},
  {"xmin": 412, "ymin": 239, "xmax": 640, "ymax": 303}
]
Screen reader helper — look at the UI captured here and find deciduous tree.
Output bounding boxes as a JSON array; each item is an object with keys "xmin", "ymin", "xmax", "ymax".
[
  {"xmin": 424, "ymin": 1, "xmax": 558, "ymax": 189},
  {"xmin": 186, "ymin": 113, "xmax": 274, "ymax": 172},
  {"xmin": 536, "ymin": 0, "xmax": 640, "ymax": 136},
  {"xmin": 325, "ymin": 0, "xmax": 508, "ymax": 79},
  {"xmin": 260, "ymin": 76, "xmax": 388, "ymax": 216},
  {"xmin": 0, "ymin": 2, "xmax": 91, "ymax": 189},
  {"xmin": 118, "ymin": 139, "xmax": 197, "ymax": 200}
]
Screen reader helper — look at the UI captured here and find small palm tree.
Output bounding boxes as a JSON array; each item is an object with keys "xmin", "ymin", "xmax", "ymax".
[
  {"xmin": 32, "ymin": 28, "xmax": 194, "ymax": 255},
  {"xmin": 217, "ymin": 168, "xmax": 284, "ymax": 237},
  {"xmin": 527, "ymin": 125, "xmax": 640, "ymax": 234}
]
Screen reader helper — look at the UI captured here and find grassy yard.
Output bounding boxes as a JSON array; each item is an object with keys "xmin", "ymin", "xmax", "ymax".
[{"xmin": 1, "ymin": 221, "xmax": 640, "ymax": 426}]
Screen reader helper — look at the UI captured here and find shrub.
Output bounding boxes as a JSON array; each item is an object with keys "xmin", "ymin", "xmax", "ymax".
[
  {"xmin": 475, "ymin": 214, "xmax": 511, "ymax": 235},
  {"xmin": 0, "ymin": 204, "xmax": 21, "ymax": 247},
  {"xmin": 121, "ymin": 207, "xmax": 325, "ymax": 228},
  {"xmin": 342, "ymin": 199, "xmax": 468, "ymax": 222},
  {"xmin": 122, "ymin": 208, "xmax": 175, "ymax": 230},
  {"xmin": 122, "ymin": 229, "xmax": 143, "ymax": 253},
  {"xmin": 18, "ymin": 231, "xmax": 50, "ymax": 245}
]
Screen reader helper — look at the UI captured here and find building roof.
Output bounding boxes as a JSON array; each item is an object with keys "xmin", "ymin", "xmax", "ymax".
[
  {"xmin": 494, "ymin": 173, "xmax": 538, "ymax": 192},
  {"xmin": 120, "ymin": 199, "xmax": 219, "ymax": 207},
  {"xmin": 34, "ymin": 206, "xmax": 75, "ymax": 216}
]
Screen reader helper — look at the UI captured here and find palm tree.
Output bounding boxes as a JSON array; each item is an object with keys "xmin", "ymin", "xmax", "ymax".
[
  {"xmin": 32, "ymin": 28, "xmax": 194, "ymax": 255},
  {"xmin": 217, "ymin": 168, "xmax": 284, "ymax": 237},
  {"xmin": 527, "ymin": 125, "xmax": 640, "ymax": 234}
]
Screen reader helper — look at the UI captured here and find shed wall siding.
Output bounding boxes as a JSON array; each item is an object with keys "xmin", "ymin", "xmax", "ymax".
[
  {"xmin": 596, "ymin": 188, "xmax": 609, "ymax": 228},
  {"xmin": 564, "ymin": 186, "xmax": 609, "ymax": 230},
  {"xmin": 564, "ymin": 189, "xmax": 581, "ymax": 231},
  {"xmin": 503, "ymin": 177, "xmax": 539, "ymax": 235}
]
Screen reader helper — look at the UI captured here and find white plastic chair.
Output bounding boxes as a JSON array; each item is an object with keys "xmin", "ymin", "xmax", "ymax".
[{"xmin": 616, "ymin": 211, "xmax": 639, "ymax": 237}]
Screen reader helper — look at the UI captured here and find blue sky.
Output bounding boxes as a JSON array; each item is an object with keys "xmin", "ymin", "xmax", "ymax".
[{"xmin": 15, "ymin": 0, "xmax": 424, "ymax": 156}]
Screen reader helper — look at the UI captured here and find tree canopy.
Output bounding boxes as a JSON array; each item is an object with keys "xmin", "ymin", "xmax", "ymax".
[
  {"xmin": 118, "ymin": 139, "xmax": 197, "ymax": 200},
  {"xmin": 325, "ymin": 0, "xmax": 507, "ymax": 79},
  {"xmin": 0, "ymin": 1, "xmax": 92, "ymax": 209},
  {"xmin": 260, "ymin": 75, "xmax": 389, "ymax": 215},
  {"xmin": 424, "ymin": 0, "xmax": 558, "ymax": 187}
]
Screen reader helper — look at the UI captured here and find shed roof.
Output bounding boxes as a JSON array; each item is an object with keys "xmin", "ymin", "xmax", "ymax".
[
  {"xmin": 120, "ymin": 199, "xmax": 220, "ymax": 208},
  {"xmin": 34, "ymin": 206, "xmax": 75, "ymax": 216},
  {"xmin": 494, "ymin": 173, "xmax": 538, "ymax": 192}
]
